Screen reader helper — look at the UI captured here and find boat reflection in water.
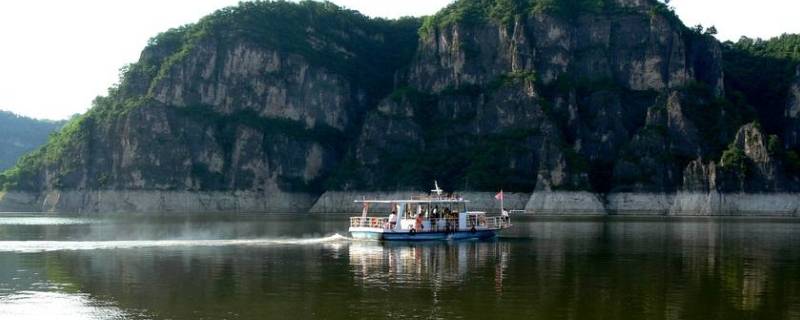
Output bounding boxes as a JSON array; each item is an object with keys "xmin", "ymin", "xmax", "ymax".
[{"xmin": 348, "ymin": 240, "xmax": 511, "ymax": 290}]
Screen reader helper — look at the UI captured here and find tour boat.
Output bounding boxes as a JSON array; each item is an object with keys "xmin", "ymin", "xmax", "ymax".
[{"xmin": 348, "ymin": 182, "xmax": 513, "ymax": 241}]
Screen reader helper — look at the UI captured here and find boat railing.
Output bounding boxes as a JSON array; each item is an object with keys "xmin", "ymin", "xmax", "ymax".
[
  {"xmin": 350, "ymin": 216, "xmax": 510, "ymax": 230},
  {"xmin": 484, "ymin": 216, "xmax": 512, "ymax": 229},
  {"xmin": 350, "ymin": 217, "xmax": 389, "ymax": 228}
]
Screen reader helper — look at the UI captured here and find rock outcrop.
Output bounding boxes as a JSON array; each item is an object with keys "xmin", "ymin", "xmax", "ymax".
[{"xmin": 680, "ymin": 123, "xmax": 786, "ymax": 193}]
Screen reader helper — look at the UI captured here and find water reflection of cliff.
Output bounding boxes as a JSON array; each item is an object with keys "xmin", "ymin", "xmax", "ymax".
[
  {"xmin": 515, "ymin": 218, "xmax": 800, "ymax": 318},
  {"xmin": 348, "ymin": 241, "xmax": 511, "ymax": 289},
  {"xmin": 6, "ymin": 218, "xmax": 800, "ymax": 319}
]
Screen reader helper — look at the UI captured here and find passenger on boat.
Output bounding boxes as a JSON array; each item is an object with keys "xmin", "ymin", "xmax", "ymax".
[
  {"xmin": 415, "ymin": 214, "xmax": 424, "ymax": 231},
  {"xmin": 387, "ymin": 211, "xmax": 397, "ymax": 229}
]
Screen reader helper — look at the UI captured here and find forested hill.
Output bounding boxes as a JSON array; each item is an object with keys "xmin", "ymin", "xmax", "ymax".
[
  {"xmin": 0, "ymin": 111, "xmax": 66, "ymax": 171},
  {"xmin": 722, "ymin": 34, "xmax": 800, "ymax": 138},
  {"xmin": 1, "ymin": 0, "xmax": 800, "ymax": 198}
]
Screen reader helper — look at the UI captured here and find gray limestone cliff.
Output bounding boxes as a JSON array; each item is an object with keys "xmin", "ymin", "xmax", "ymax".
[{"xmin": 345, "ymin": 0, "xmax": 729, "ymax": 195}]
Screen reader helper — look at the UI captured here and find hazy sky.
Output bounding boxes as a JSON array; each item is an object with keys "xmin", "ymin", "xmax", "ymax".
[{"xmin": 0, "ymin": 0, "xmax": 798, "ymax": 120}]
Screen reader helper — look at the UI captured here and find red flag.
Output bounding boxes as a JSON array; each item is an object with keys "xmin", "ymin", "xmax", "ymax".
[{"xmin": 494, "ymin": 191, "xmax": 504, "ymax": 200}]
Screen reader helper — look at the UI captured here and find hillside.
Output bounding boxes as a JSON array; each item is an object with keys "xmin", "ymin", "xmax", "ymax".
[
  {"xmin": 0, "ymin": 111, "xmax": 65, "ymax": 171},
  {"xmin": 2, "ymin": 0, "xmax": 800, "ymax": 214}
]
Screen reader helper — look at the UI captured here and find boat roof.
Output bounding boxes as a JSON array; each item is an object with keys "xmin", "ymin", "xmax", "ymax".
[{"xmin": 354, "ymin": 199, "xmax": 469, "ymax": 204}]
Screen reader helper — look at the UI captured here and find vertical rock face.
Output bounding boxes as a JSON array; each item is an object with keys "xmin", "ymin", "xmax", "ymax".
[
  {"xmin": 347, "ymin": 74, "xmax": 590, "ymax": 191},
  {"xmin": 20, "ymin": 102, "xmax": 344, "ymax": 193},
  {"xmin": 123, "ymin": 39, "xmax": 360, "ymax": 193},
  {"xmin": 152, "ymin": 42, "xmax": 357, "ymax": 131},
  {"xmin": 409, "ymin": 7, "xmax": 723, "ymax": 95},
  {"xmin": 682, "ymin": 159, "xmax": 716, "ymax": 192},
  {"xmin": 345, "ymin": 0, "xmax": 727, "ymax": 194}
]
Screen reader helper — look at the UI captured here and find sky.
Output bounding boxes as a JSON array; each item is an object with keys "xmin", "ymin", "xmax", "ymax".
[{"xmin": 0, "ymin": 0, "xmax": 798, "ymax": 120}]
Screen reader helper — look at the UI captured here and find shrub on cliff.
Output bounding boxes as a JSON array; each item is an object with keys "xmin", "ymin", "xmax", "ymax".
[{"xmin": 720, "ymin": 144, "xmax": 749, "ymax": 176}]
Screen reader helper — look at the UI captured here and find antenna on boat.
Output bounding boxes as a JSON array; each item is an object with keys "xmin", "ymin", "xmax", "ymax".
[{"xmin": 431, "ymin": 180, "xmax": 443, "ymax": 197}]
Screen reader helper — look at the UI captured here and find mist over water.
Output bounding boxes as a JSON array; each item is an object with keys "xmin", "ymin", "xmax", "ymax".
[
  {"xmin": 0, "ymin": 214, "xmax": 351, "ymax": 252},
  {"xmin": 2, "ymin": 214, "xmax": 800, "ymax": 319}
]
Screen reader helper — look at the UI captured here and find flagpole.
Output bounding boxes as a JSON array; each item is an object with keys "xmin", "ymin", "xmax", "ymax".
[{"xmin": 500, "ymin": 190, "xmax": 504, "ymax": 215}]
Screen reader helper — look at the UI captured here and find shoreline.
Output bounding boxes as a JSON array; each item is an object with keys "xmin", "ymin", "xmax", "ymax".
[{"xmin": 1, "ymin": 190, "xmax": 798, "ymax": 216}]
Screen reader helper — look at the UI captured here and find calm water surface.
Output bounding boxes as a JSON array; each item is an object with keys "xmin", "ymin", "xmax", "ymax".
[{"xmin": 1, "ymin": 214, "xmax": 800, "ymax": 319}]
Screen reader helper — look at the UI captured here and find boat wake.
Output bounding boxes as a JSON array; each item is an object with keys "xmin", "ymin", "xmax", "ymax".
[{"xmin": 0, "ymin": 234, "xmax": 352, "ymax": 253}]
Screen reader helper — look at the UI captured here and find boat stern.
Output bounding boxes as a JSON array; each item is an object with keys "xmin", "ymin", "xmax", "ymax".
[{"xmin": 349, "ymin": 227, "xmax": 385, "ymax": 240}]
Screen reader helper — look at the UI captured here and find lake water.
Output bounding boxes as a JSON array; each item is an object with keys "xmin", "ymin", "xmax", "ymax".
[{"xmin": 1, "ymin": 214, "xmax": 800, "ymax": 319}]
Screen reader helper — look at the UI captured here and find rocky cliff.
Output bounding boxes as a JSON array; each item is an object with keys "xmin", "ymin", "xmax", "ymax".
[
  {"xmin": 0, "ymin": 2, "xmax": 419, "ymax": 197},
  {"xmin": 343, "ymin": 0, "xmax": 732, "ymax": 194},
  {"xmin": 1, "ymin": 0, "xmax": 799, "ymax": 214}
]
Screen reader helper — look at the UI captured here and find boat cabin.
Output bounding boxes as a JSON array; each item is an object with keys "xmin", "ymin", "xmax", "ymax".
[
  {"xmin": 348, "ymin": 182, "xmax": 512, "ymax": 240},
  {"xmin": 351, "ymin": 197, "xmax": 506, "ymax": 233}
]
